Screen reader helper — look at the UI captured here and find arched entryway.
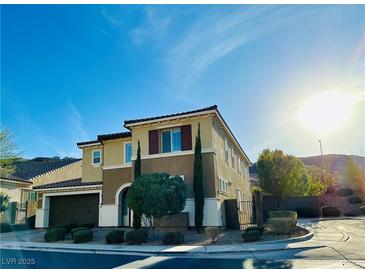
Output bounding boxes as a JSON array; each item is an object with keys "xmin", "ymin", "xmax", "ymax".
[{"xmin": 116, "ymin": 183, "xmax": 132, "ymax": 227}]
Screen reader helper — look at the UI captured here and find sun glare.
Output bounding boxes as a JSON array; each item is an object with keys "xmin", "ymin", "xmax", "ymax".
[{"xmin": 296, "ymin": 90, "xmax": 356, "ymax": 135}]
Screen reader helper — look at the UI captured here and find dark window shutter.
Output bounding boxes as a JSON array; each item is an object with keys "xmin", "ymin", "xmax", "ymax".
[
  {"xmin": 149, "ymin": 130, "xmax": 159, "ymax": 154},
  {"xmin": 181, "ymin": 124, "xmax": 192, "ymax": 151}
]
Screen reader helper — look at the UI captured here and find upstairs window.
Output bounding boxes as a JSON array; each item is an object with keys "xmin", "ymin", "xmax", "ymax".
[
  {"xmin": 125, "ymin": 143, "xmax": 132, "ymax": 164},
  {"xmin": 92, "ymin": 149, "xmax": 101, "ymax": 165},
  {"xmin": 162, "ymin": 128, "xmax": 181, "ymax": 153},
  {"xmin": 224, "ymin": 139, "xmax": 229, "ymax": 162}
]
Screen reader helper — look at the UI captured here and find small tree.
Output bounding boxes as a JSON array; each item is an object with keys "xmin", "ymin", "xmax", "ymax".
[
  {"xmin": 193, "ymin": 123, "xmax": 204, "ymax": 232},
  {"xmin": 127, "ymin": 173, "xmax": 186, "ymax": 235},
  {"xmin": 0, "ymin": 193, "xmax": 9, "ymax": 214},
  {"xmin": 305, "ymin": 165, "xmax": 334, "ymax": 196},
  {"xmin": 132, "ymin": 140, "xmax": 142, "ymax": 230},
  {"xmin": 257, "ymin": 149, "xmax": 309, "ymax": 208},
  {"xmin": 344, "ymin": 157, "xmax": 365, "ymax": 193},
  {"xmin": 0, "ymin": 129, "xmax": 21, "ymax": 177}
]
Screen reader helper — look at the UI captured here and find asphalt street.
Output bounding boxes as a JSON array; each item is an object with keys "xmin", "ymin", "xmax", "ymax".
[{"xmin": 1, "ymin": 218, "xmax": 364, "ymax": 269}]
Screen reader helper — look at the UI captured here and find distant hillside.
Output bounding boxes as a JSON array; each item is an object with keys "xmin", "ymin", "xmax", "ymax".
[
  {"xmin": 250, "ymin": 154, "xmax": 365, "ymax": 180},
  {"xmin": 299, "ymin": 154, "xmax": 365, "ymax": 178}
]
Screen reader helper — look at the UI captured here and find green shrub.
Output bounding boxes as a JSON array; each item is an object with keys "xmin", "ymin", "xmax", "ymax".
[
  {"xmin": 268, "ymin": 217, "xmax": 292, "ymax": 235},
  {"xmin": 242, "ymin": 230, "xmax": 261, "ymax": 242},
  {"xmin": 348, "ymin": 196, "xmax": 362, "ymax": 204},
  {"xmin": 295, "ymin": 208, "xmax": 320, "ymax": 218},
  {"xmin": 360, "ymin": 206, "xmax": 365, "ymax": 216},
  {"xmin": 0, "ymin": 222, "xmax": 12, "ymax": 233},
  {"xmin": 71, "ymin": 227, "xmax": 90, "ymax": 239},
  {"xmin": 44, "ymin": 227, "xmax": 67, "ymax": 242},
  {"xmin": 344, "ymin": 212, "xmax": 358, "ymax": 217},
  {"xmin": 269, "ymin": 211, "xmax": 297, "ymax": 228},
  {"xmin": 336, "ymin": 188, "xmax": 353, "ymax": 197},
  {"xmin": 162, "ymin": 232, "xmax": 184, "ymax": 245},
  {"xmin": 244, "ymin": 226, "xmax": 264, "ymax": 235},
  {"xmin": 126, "ymin": 229, "xmax": 149, "ymax": 245},
  {"xmin": 44, "ymin": 230, "xmax": 59, "ymax": 242},
  {"xmin": 73, "ymin": 229, "xmax": 93, "ymax": 244},
  {"xmin": 105, "ymin": 230, "xmax": 125, "ymax": 244},
  {"xmin": 322, "ymin": 206, "xmax": 341, "ymax": 217},
  {"xmin": 79, "ymin": 223, "xmax": 95, "ymax": 229},
  {"xmin": 26, "ymin": 216, "xmax": 36, "ymax": 229},
  {"xmin": 204, "ymin": 227, "xmax": 220, "ymax": 243}
]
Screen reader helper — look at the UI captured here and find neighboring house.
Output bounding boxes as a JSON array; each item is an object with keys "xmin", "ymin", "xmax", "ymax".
[
  {"xmin": 0, "ymin": 157, "xmax": 81, "ymax": 224},
  {"xmin": 34, "ymin": 105, "xmax": 252, "ymax": 228}
]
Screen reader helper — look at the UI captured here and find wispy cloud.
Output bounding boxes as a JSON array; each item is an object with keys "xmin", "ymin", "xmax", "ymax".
[{"xmin": 67, "ymin": 98, "xmax": 90, "ymax": 142}]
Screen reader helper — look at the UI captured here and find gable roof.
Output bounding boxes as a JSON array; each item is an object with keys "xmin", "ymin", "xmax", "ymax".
[
  {"xmin": 4, "ymin": 158, "xmax": 81, "ymax": 181},
  {"xmin": 124, "ymin": 105, "xmax": 218, "ymax": 127}
]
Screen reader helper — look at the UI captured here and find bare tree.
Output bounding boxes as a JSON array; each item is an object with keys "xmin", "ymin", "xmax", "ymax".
[{"xmin": 0, "ymin": 129, "xmax": 21, "ymax": 177}]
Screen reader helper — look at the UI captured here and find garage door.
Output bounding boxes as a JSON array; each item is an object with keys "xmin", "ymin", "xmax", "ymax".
[{"xmin": 49, "ymin": 194, "xmax": 99, "ymax": 227}]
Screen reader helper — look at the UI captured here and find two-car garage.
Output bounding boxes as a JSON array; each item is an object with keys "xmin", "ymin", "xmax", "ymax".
[{"xmin": 48, "ymin": 194, "xmax": 100, "ymax": 227}]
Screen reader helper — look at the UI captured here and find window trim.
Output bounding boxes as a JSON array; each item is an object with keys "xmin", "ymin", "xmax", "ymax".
[
  {"xmin": 161, "ymin": 127, "xmax": 181, "ymax": 154},
  {"xmin": 92, "ymin": 149, "xmax": 102, "ymax": 166},
  {"xmin": 124, "ymin": 142, "xmax": 132, "ymax": 165},
  {"xmin": 224, "ymin": 139, "xmax": 229, "ymax": 163},
  {"xmin": 218, "ymin": 177, "xmax": 229, "ymax": 195}
]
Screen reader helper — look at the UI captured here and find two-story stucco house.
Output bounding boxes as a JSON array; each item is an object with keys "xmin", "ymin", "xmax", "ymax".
[{"xmin": 34, "ymin": 105, "xmax": 251, "ymax": 229}]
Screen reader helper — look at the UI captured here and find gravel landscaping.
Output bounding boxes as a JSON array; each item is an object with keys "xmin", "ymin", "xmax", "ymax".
[{"xmin": 26, "ymin": 225, "xmax": 309, "ymax": 246}]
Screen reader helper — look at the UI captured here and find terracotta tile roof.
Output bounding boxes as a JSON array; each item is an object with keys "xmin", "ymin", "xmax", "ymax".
[
  {"xmin": 124, "ymin": 105, "xmax": 218, "ymax": 126},
  {"xmin": 1, "ymin": 158, "xmax": 81, "ymax": 182},
  {"xmin": 33, "ymin": 178, "xmax": 102, "ymax": 190},
  {"xmin": 76, "ymin": 140, "xmax": 100, "ymax": 146},
  {"xmin": 0, "ymin": 174, "xmax": 32, "ymax": 184},
  {"xmin": 97, "ymin": 131, "xmax": 131, "ymax": 141}
]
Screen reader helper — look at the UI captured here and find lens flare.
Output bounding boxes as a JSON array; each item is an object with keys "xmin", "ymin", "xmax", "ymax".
[{"xmin": 296, "ymin": 90, "xmax": 357, "ymax": 135}]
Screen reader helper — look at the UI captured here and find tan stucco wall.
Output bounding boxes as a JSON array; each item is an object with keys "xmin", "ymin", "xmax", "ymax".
[
  {"xmin": 81, "ymin": 145, "xmax": 103, "ymax": 182},
  {"xmin": 0, "ymin": 182, "xmax": 26, "ymax": 203},
  {"xmin": 31, "ymin": 161, "xmax": 82, "ymax": 186},
  {"xmin": 212, "ymin": 121, "xmax": 251, "ymax": 201},
  {"xmin": 139, "ymin": 152, "xmax": 216, "ymax": 199},
  {"xmin": 102, "ymin": 168, "xmax": 133, "ymax": 204},
  {"xmin": 130, "ymin": 115, "xmax": 213, "ymax": 158},
  {"xmin": 103, "ymin": 137, "xmax": 132, "ymax": 167}
]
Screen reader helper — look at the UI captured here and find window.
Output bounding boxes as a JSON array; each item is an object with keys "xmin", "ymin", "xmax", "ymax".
[
  {"xmin": 219, "ymin": 178, "xmax": 229, "ymax": 194},
  {"xmin": 161, "ymin": 128, "xmax": 181, "ymax": 153},
  {"xmin": 92, "ymin": 149, "xmax": 101, "ymax": 165},
  {"xmin": 125, "ymin": 143, "xmax": 132, "ymax": 164},
  {"xmin": 237, "ymin": 189, "xmax": 243, "ymax": 211},
  {"xmin": 232, "ymin": 151, "xmax": 236, "ymax": 169},
  {"xmin": 238, "ymin": 158, "xmax": 241, "ymax": 173},
  {"xmin": 224, "ymin": 139, "xmax": 229, "ymax": 162}
]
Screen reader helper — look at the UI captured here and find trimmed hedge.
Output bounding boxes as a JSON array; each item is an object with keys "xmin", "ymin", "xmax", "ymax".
[
  {"xmin": 71, "ymin": 227, "xmax": 90, "ymax": 239},
  {"xmin": 44, "ymin": 227, "xmax": 67, "ymax": 242},
  {"xmin": 73, "ymin": 229, "xmax": 93, "ymax": 244},
  {"xmin": 79, "ymin": 223, "xmax": 95, "ymax": 229},
  {"xmin": 105, "ymin": 230, "xmax": 125, "ymax": 244},
  {"xmin": 348, "ymin": 196, "xmax": 362, "ymax": 204},
  {"xmin": 336, "ymin": 188, "xmax": 353, "ymax": 197},
  {"xmin": 360, "ymin": 206, "xmax": 365, "ymax": 216},
  {"xmin": 269, "ymin": 211, "xmax": 297, "ymax": 228},
  {"xmin": 268, "ymin": 217, "xmax": 292, "ymax": 235},
  {"xmin": 242, "ymin": 230, "xmax": 261, "ymax": 242},
  {"xmin": 322, "ymin": 206, "xmax": 341, "ymax": 217},
  {"xmin": 162, "ymin": 232, "xmax": 184, "ymax": 245},
  {"xmin": 126, "ymin": 230, "xmax": 149, "ymax": 245},
  {"xmin": 0, "ymin": 223, "xmax": 12, "ymax": 233},
  {"xmin": 244, "ymin": 226, "xmax": 265, "ymax": 235},
  {"xmin": 295, "ymin": 208, "xmax": 320, "ymax": 218}
]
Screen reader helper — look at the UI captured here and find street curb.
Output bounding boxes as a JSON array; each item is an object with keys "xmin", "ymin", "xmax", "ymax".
[{"xmin": 0, "ymin": 226, "xmax": 314, "ymax": 255}]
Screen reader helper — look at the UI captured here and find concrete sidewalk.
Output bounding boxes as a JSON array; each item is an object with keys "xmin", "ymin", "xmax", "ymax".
[
  {"xmin": 0, "ymin": 229, "xmax": 315, "ymax": 255},
  {"xmin": 2, "ymin": 219, "xmax": 351, "ymax": 256}
]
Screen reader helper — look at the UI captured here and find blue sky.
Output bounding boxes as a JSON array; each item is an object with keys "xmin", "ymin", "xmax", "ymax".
[{"xmin": 1, "ymin": 5, "xmax": 364, "ymax": 161}]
